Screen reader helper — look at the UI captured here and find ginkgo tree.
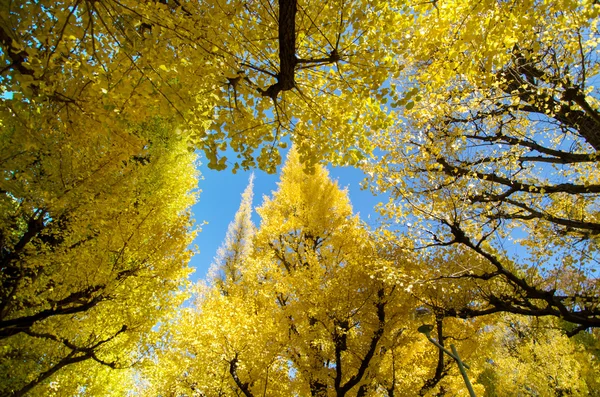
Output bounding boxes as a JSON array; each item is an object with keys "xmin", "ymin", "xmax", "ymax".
[
  {"xmin": 252, "ymin": 149, "xmax": 405, "ymax": 396},
  {"xmin": 1, "ymin": 0, "xmax": 403, "ymax": 172},
  {"xmin": 138, "ymin": 149, "xmax": 600, "ymax": 396},
  {"xmin": 0, "ymin": 115, "xmax": 198, "ymax": 396},
  {"xmin": 4, "ymin": 0, "xmax": 600, "ymax": 394},
  {"xmin": 368, "ymin": 0, "xmax": 600, "ymax": 332},
  {"xmin": 476, "ymin": 314, "xmax": 600, "ymax": 396},
  {"xmin": 139, "ymin": 150, "xmax": 502, "ymax": 396}
]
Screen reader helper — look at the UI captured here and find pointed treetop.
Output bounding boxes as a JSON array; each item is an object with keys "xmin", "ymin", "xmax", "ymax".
[
  {"xmin": 210, "ymin": 173, "xmax": 256, "ymax": 289},
  {"xmin": 257, "ymin": 148, "xmax": 354, "ymax": 240}
]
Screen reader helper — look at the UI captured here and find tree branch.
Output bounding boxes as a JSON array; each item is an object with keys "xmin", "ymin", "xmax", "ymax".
[
  {"xmin": 440, "ymin": 220, "xmax": 600, "ymax": 329},
  {"xmin": 497, "ymin": 65, "xmax": 600, "ymax": 151},
  {"xmin": 337, "ymin": 288, "xmax": 386, "ymax": 395},
  {"xmin": 0, "ymin": 285, "xmax": 106, "ymax": 339},
  {"xmin": 229, "ymin": 354, "xmax": 255, "ymax": 397},
  {"xmin": 436, "ymin": 156, "xmax": 600, "ymax": 194}
]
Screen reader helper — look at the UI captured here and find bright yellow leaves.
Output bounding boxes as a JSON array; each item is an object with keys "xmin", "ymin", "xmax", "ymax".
[
  {"xmin": 140, "ymin": 150, "xmax": 543, "ymax": 396},
  {"xmin": 1, "ymin": 0, "xmax": 407, "ymax": 173},
  {"xmin": 3, "ymin": 0, "xmax": 600, "ymax": 394},
  {"xmin": 476, "ymin": 315, "xmax": 600, "ymax": 396},
  {"xmin": 139, "ymin": 150, "xmax": 410, "ymax": 395},
  {"xmin": 367, "ymin": 0, "xmax": 600, "ymax": 330},
  {"xmin": 200, "ymin": 0, "xmax": 405, "ymax": 171},
  {"xmin": 0, "ymin": 116, "xmax": 198, "ymax": 395}
]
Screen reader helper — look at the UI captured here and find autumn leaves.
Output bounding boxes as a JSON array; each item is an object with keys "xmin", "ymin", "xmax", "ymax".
[{"xmin": 1, "ymin": 0, "xmax": 600, "ymax": 395}]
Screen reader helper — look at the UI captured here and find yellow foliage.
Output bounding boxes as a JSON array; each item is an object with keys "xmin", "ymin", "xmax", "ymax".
[
  {"xmin": 0, "ymin": 116, "xmax": 198, "ymax": 395},
  {"xmin": 0, "ymin": 0, "xmax": 405, "ymax": 173},
  {"xmin": 367, "ymin": 0, "xmax": 600, "ymax": 330}
]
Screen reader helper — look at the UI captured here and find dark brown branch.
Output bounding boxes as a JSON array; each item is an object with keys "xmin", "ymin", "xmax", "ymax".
[
  {"xmin": 336, "ymin": 288, "xmax": 386, "ymax": 396},
  {"xmin": 0, "ymin": 25, "xmax": 35, "ymax": 77},
  {"xmin": 11, "ymin": 351, "xmax": 91, "ymax": 397},
  {"xmin": 461, "ymin": 132, "xmax": 596, "ymax": 164},
  {"xmin": 497, "ymin": 66, "xmax": 600, "ymax": 151},
  {"xmin": 419, "ymin": 316, "xmax": 449, "ymax": 395},
  {"xmin": 259, "ymin": 0, "xmax": 298, "ymax": 99},
  {"xmin": 1, "ymin": 211, "xmax": 46, "ymax": 269},
  {"xmin": 11, "ymin": 325, "xmax": 128, "ymax": 396},
  {"xmin": 0, "ymin": 285, "xmax": 105, "ymax": 338},
  {"xmin": 25, "ymin": 324, "xmax": 128, "ymax": 353},
  {"xmin": 157, "ymin": 0, "xmax": 193, "ymax": 17},
  {"xmin": 565, "ymin": 324, "xmax": 589, "ymax": 338},
  {"xmin": 482, "ymin": 197, "xmax": 600, "ymax": 234},
  {"xmin": 430, "ymin": 271, "xmax": 500, "ymax": 282},
  {"xmin": 229, "ymin": 354, "xmax": 255, "ymax": 397},
  {"xmin": 442, "ymin": 221, "xmax": 600, "ymax": 329},
  {"xmin": 296, "ymin": 49, "xmax": 340, "ymax": 66},
  {"xmin": 309, "ymin": 379, "xmax": 328, "ymax": 396},
  {"xmin": 436, "ymin": 156, "xmax": 600, "ymax": 194}
]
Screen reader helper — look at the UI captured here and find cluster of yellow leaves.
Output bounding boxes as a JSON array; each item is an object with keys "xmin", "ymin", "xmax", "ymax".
[
  {"xmin": 365, "ymin": 0, "xmax": 600, "ymax": 324},
  {"xmin": 1, "ymin": 0, "xmax": 408, "ymax": 173},
  {"xmin": 0, "ymin": 113, "xmax": 198, "ymax": 395},
  {"xmin": 135, "ymin": 150, "xmax": 600, "ymax": 397},
  {"xmin": 476, "ymin": 315, "xmax": 600, "ymax": 396}
]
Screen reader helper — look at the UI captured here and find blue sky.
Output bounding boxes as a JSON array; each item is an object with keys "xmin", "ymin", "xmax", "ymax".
[{"xmin": 188, "ymin": 154, "xmax": 384, "ymax": 281}]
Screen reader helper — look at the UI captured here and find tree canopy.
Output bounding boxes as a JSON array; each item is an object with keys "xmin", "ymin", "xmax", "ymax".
[
  {"xmin": 2, "ymin": 0, "xmax": 600, "ymax": 394},
  {"xmin": 139, "ymin": 150, "xmax": 484, "ymax": 396},
  {"xmin": 139, "ymin": 150, "xmax": 600, "ymax": 395},
  {"xmin": 0, "ymin": 115, "xmax": 198, "ymax": 395},
  {"xmin": 367, "ymin": 0, "xmax": 600, "ymax": 332},
  {"xmin": 1, "ymin": 0, "xmax": 402, "ymax": 172}
]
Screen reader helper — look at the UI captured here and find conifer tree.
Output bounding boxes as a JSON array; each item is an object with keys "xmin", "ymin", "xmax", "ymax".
[{"xmin": 211, "ymin": 174, "xmax": 256, "ymax": 294}]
